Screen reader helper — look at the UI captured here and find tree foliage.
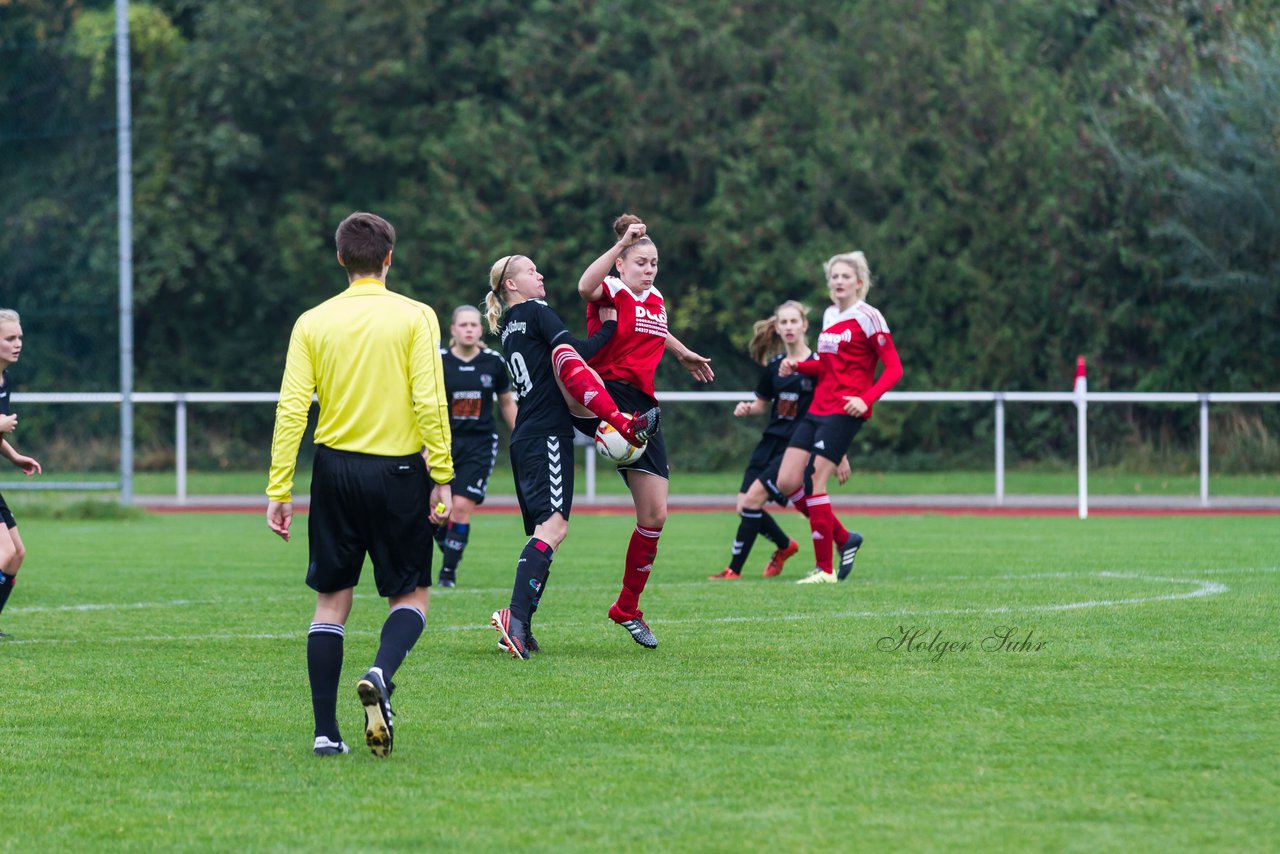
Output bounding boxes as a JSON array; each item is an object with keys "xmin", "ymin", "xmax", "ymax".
[{"xmin": 1, "ymin": 0, "xmax": 1276, "ymax": 469}]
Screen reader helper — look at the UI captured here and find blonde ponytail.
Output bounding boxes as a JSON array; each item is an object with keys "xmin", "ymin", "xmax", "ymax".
[{"xmin": 485, "ymin": 255, "xmax": 522, "ymax": 334}]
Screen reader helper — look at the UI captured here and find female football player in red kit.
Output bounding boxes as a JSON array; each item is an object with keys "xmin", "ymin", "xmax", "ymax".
[
  {"xmin": 576, "ymin": 215, "xmax": 713, "ymax": 648},
  {"xmin": 776, "ymin": 251, "xmax": 902, "ymax": 583}
]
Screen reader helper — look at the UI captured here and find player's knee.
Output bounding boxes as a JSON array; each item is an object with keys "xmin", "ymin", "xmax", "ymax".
[
  {"xmin": 535, "ymin": 515, "xmax": 569, "ymax": 549},
  {"xmin": 644, "ymin": 507, "xmax": 668, "ymax": 529}
]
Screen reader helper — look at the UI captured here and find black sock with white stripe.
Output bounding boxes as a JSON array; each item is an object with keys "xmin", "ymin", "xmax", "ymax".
[
  {"xmin": 757, "ymin": 510, "xmax": 791, "ymax": 550},
  {"xmin": 373, "ymin": 605, "xmax": 426, "ymax": 684},
  {"xmin": 307, "ymin": 622, "xmax": 344, "ymax": 741},
  {"xmin": 440, "ymin": 522, "xmax": 470, "ymax": 572},
  {"xmin": 728, "ymin": 510, "xmax": 764, "ymax": 573}
]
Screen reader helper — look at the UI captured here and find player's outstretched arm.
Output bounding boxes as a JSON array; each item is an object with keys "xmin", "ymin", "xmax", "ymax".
[
  {"xmin": 665, "ymin": 333, "xmax": 713, "ymax": 383},
  {"xmin": 0, "ymin": 438, "xmax": 40, "ymax": 475}
]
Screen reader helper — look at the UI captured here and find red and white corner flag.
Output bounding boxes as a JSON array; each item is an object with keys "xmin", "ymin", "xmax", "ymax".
[{"xmin": 1073, "ymin": 355, "xmax": 1087, "ymax": 397}]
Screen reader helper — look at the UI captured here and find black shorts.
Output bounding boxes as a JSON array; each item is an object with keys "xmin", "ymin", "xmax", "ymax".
[
  {"xmin": 0, "ymin": 492, "xmax": 14, "ymax": 529},
  {"xmin": 510, "ymin": 434, "xmax": 575, "ymax": 536},
  {"xmin": 741, "ymin": 434, "xmax": 812, "ymax": 504},
  {"xmin": 451, "ymin": 433, "xmax": 499, "ymax": 505},
  {"xmin": 306, "ymin": 445, "xmax": 435, "ymax": 597},
  {"xmin": 786, "ymin": 412, "xmax": 864, "ymax": 464},
  {"xmin": 572, "ymin": 380, "xmax": 669, "ymax": 481},
  {"xmin": 737, "ymin": 435, "xmax": 814, "ymax": 501}
]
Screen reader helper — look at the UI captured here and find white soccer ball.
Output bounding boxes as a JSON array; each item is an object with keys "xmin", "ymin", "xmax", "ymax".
[{"xmin": 594, "ymin": 422, "xmax": 646, "ymax": 465}]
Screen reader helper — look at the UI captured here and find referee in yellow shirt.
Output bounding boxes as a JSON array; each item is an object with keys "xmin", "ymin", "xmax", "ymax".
[{"xmin": 267, "ymin": 211, "xmax": 453, "ymax": 759}]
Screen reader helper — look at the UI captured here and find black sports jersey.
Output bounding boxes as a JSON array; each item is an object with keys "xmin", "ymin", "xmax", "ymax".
[
  {"xmin": 440, "ymin": 347, "xmax": 510, "ymax": 440},
  {"xmin": 755, "ymin": 352, "xmax": 819, "ymax": 440},
  {"xmin": 498, "ymin": 299, "xmax": 615, "ymax": 443},
  {"xmin": 0, "ymin": 370, "xmax": 9, "ymax": 415}
]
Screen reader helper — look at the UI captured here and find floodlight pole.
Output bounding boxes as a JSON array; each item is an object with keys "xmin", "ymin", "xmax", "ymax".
[{"xmin": 116, "ymin": 0, "xmax": 135, "ymax": 505}]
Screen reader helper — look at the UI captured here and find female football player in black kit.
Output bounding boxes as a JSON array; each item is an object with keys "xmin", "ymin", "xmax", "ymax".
[
  {"xmin": 483, "ymin": 254, "xmax": 660, "ymax": 659},
  {"xmin": 434, "ymin": 305, "xmax": 517, "ymax": 588},
  {"xmin": 708, "ymin": 301, "xmax": 851, "ymax": 581},
  {"xmin": 0, "ymin": 309, "xmax": 43, "ymax": 638}
]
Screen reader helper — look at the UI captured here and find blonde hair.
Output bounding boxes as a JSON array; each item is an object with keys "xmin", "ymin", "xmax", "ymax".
[
  {"xmin": 823, "ymin": 251, "xmax": 872, "ymax": 301},
  {"xmin": 449, "ymin": 304, "xmax": 483, "ymax": 347},
  {"xmin": 0, "ymin": 309, "xmax": 19, "ymax": 325},
  {"xmin": 613, "ymin": 212, "xmax": 655, "ymax": 259},
  {"xmin": 748, "ymin": 300, "xmax": 809, "ymax": 364},
  {"xmin": 484, "ymin": 255, "xmax": 524, "ymax": 334}
]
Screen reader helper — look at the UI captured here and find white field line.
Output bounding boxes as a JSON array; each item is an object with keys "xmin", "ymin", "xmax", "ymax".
[
  {"xmin": 10, "ymin": 565, "xmax": 1260, "ymax": 614},
  {"xmin": 2, "ymin": 571, "xmax": 1231, "ymax": 646}
]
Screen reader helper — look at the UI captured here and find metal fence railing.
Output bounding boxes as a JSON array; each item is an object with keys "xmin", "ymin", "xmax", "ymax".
[{"xmin": 10, "ymin": 390, "xmax": 1280, "ymax": 516}]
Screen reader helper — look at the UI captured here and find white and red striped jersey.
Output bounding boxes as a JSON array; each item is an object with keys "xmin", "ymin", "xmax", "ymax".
[
  {"xmin": 585, "ymin": 276, "xmax": 667, "ymax": 398},
  {"xmin": 797, "ymin": 301, "xmax": 902, "ymax": 418}
]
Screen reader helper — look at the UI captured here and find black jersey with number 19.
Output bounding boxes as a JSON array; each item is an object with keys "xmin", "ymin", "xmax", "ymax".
[{"xmin": 498, "ymin": 300, "xmax": 616, "ymax": 443}]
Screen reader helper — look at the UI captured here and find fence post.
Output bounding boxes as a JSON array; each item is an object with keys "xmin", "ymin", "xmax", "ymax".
[
  {"xmin": 584, "ymin": 440, "xmax": 597, "ymax": 502},
  {"xmin": 994, "ymin": 394, "xmax": 1005, "ymax": 505},
  {"xmin": 1074, "ymin": 357, "xmax": 1088, "ymax": 519},
  {"xmin": 1199, "ymin": 394, "xmax": 1210, "ymax": 508},
  {"xmin": 175, "ymin": 396, "xmax": 188, "ymax": 504}
]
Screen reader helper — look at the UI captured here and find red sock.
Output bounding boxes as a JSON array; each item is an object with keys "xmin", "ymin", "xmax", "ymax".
[
  {"xmin": 806, "ymin": 494, "xmax": 836, "ymax": 573},
  {"xmin": 553, "ymin": 346, "xmax": 632, "ymax": 433},
  {"xmin": 787, "ymin": 487, "xmax": 808, "ymax": 514},
  {"xmin": 787, "ymin": 487, "xmax": 849, "ymax": 545},
  {"xmin": 614, "ymin": 524, "xmax": 661, "ymax": 617}
]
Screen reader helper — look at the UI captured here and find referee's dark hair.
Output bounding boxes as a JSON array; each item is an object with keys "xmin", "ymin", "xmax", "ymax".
[{"xmin": 335, "ymin": 212, "xmax": 396, "ymax": 276}]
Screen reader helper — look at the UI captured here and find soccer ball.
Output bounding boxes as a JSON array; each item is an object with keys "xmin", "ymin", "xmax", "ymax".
[{"xmin": 594, "ymin": 422, "xmax": 646, "ymax": 465}]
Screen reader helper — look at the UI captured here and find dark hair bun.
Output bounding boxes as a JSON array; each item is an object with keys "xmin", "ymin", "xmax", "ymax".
[{"xmin": 612, "ymin": 213, "xmax": 642, "ymax": 239}]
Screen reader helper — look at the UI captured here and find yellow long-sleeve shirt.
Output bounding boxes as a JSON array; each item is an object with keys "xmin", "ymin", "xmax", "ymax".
[{"xmin": 266, "ymin": 278, "xmax": 453, "ymax": 502}]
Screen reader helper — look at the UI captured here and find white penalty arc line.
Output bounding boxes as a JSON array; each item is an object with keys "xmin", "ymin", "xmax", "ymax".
[
  {"xmin": 704, "ymin": 574, "xmax": 1228, "ymax": 625},
  {"xmin": 3, "ymin": 573, "xmax": 1228, "ymax": 645},
  {"xmin": 9, "ymin": 569, "xmax": 1238, "ymax": 616}
]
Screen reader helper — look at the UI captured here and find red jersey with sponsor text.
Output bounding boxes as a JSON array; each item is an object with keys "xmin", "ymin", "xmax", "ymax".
[
  {"xmin": 802, "ymin": 301, "xmax": 901, "ymax": 418},
  {"xmin": 585, "ymin": 276, "xmax": 667, "ymax": 398}
]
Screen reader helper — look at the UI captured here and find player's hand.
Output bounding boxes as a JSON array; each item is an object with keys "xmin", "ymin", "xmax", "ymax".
[
  {"xmin": 0, "ymin": 413, "xmax": 16, "ymax": 433},
  {"xmin": 733, "ymin": 401, "xmax": 754, "ymax": 417},
  {"xmin": 843, "ymin": 396, "xmax": 868, "ymax": 417},
  {"xmin": 778, "ymin": 359, "xmax": 796, "ymax": 377},
  {"xmin": 677, "ymin": 350, "xmax": 714, "ymax": 383},
  {"xmin": 429, "ymin": 483, "xmax": 453, "ymax": 526},
  {"xmin": 836, "ymin": 456, "xmax": 851, "ymax": 485},
  {"xmin": 267, "ymin": 500, "xmax": 293, "ymax": 542},
  {"xmin": 619, "ymin": 222, "xmax": 647, "ymax": 248},
  {"xmin": 598, "ymin": 305, "xmax": 618, "ymax": 323},
  {"xmin": 14, "ymin": 454, "xmax": 40, "ymax": 476}
]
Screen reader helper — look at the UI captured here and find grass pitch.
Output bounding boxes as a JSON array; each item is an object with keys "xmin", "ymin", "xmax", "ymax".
[{"xmin": 2, "ymin": 510, "xmax": 1276, "ymax": 852}]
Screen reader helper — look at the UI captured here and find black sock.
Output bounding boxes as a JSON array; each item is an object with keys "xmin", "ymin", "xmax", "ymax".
[
  {"xmin": 530, "ymin": 569, "xmax": 550, "ymax": 619},
  {"xmin": 510, "ymin": 538, "xmax": 553, "ymax": 623},
  {"xmin": 0, "ymin": 572, "xmax": 15, "ymax": 615},
  {"xmin": 372, "ymin": 605, "xmax": 426, "ymax": 683},
  {"xmin": 440, "ymin": 522, "xmax": 470, "ymax": 573},
  {"xmin": 758, "ymin": 510, "xmax": 791, "ymax": 549},
  {"xmin": 307, "ymin": 623, "xmax": 344, "ymax": 741},
  {"xmin": 728, "ymin": 510, "xmax": 764, "ymax": 573}
]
